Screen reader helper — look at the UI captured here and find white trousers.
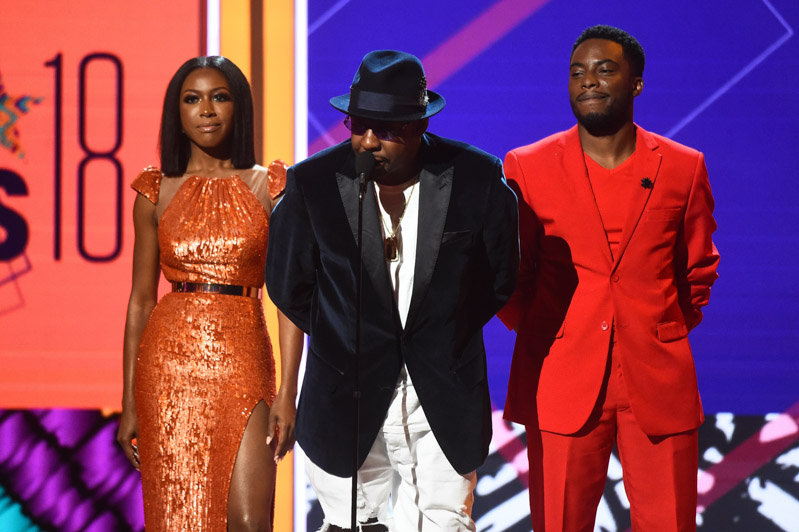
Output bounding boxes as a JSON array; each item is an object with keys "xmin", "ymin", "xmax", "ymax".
[{"xmin": 306, "ymin": 429, "xmax": 477, "ymax": 531}]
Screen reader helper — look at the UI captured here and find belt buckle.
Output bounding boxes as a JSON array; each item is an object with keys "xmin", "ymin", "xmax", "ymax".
[
  {"xmin": 205, "ymin": 283, "xmax": 224, "ymax": 294},
  {"xmin": 172, "ymin": 281, "xmax": 259, "ymax": 298},
  {"xmin": 173, "ymin": 281, "xmax": 188, "ymax": 293}
]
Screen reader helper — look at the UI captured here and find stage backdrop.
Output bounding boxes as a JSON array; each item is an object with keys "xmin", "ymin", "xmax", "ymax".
[
  {"xmin": 0, "ymin": 1, "xmax": 203, "ymax": 530},
  {"xmin": 0, "ymin": 0, "xmax": 202, "ymax": 408},
  {"xmin": 2, "ymin": 0, "xmax": 798, "ymax": 531},
  {"xmin": 302, "ymin": 0, "xmax": 799, "ymax": 530}
]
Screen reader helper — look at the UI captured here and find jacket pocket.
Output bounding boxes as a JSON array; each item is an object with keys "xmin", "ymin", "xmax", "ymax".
[
  {"xmin": 657, "ymin": 321, "xmax": 688, "ymax": 342},
  {"xmin": 441, "ymin": 230, "xmax": 472, "ymax": 244},
  {"xmin": 305, "ymin": 348, "xmax": 344, "ymax": 391},
  {"xmin": 645, "ymin": 208, "xmax": 681, "ymax": 222}
]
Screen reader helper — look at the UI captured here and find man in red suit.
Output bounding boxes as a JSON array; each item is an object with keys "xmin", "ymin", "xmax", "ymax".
[{"xmin": 498, "ymin": 25, "xmax": 720, "ymax": 531}]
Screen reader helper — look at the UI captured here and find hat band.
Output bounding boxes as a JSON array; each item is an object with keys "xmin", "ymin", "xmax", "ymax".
[{"xmin": 349, "ymin": 89, "xmax": 427, "ymax": 115}]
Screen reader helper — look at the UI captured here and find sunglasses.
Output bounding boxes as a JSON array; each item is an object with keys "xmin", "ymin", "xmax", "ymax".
[{"xmin": 343, "ymin": 116, "xmax": 409, "ymax": 141}]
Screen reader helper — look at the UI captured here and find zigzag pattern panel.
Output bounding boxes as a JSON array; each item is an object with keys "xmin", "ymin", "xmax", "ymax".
[{"xmin": 0, "ymin": 410, "xmax": 142, "ymax": 531}]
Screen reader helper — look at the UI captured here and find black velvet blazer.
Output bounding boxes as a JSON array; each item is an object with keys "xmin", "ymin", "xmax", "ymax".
[{"xmin": 265, "ymin": 133, "xmax": 518, "ymax": 476}]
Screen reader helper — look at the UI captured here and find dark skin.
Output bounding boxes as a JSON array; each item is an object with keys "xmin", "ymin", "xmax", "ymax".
[
  {"xmin": 117, "ymin": 67, "xmax": 302, "ymax": 531},
  {"xmin": 266, "ymin": 313, "xmax": 304, "ymax": 463},
  {"xmin": 353, "ymin": 117, "xmax": 427, "ymax": 186},
  {"xmin": 355, "ymin": 117, "xmax": 427, "ymax": 222},
  {"xmin": 569, "ymin": 38, "xmax": 643, "ymax": 169},
  {"xmin": 270, "ymin": 116, "xmax": 429, "ymax": 461}
]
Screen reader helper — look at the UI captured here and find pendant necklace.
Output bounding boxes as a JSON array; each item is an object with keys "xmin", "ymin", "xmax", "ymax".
[{"xmin": 376, "ymin": 180, "xmax": 418, "ymax": 262}]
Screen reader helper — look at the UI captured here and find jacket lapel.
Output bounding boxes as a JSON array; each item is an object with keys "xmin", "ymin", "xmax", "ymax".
[
  {"xmin": 336, "ymin": 171, "xmax": 395, "ymax": 315},
  {"xmin": 405, "ymin": 164, "xmax": 453, "ymax": 331},
  {"xmin": 560, "ymin": 127, "xmax": 614, "ymax": 267},
  {"xmin": 611, "ymin": 126, "xmax": 662, "ymax": 272}
]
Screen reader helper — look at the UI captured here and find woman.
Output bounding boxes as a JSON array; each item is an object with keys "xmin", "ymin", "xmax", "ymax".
[{"xmin": 116, "ymin": 56, "xmax": 301, "ymax": 531}]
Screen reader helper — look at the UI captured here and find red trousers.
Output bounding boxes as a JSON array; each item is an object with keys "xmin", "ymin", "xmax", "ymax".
[{"xmin": 526, "ymin": 345, "xmax": 698, "ymax": 531}]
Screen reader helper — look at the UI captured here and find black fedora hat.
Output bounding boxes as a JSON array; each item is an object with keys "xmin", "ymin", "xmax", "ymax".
[{"xmin": 330, "ymin": 50, "xmax": 445, "ymax": 122}]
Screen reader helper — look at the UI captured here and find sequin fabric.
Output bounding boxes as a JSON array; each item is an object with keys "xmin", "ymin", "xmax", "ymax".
[
  {"xmin": 267, "ymin": 159, "xmax": 288, "ymax": 202},
  {"xmin": 130, "ymin": 166, "xmax": 284, "ymax": 531}
]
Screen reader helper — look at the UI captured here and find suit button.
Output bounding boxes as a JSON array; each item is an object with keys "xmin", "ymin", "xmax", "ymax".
[
  {"xmin": 601, "ymin": 321, "xmax": 609, "ymax": 331},
  {"xmin": 612, "ymin": 273, "xmax": 620, "ymax": 282}
]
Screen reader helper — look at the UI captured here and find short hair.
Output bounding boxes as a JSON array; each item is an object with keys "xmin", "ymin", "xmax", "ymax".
[
  {"xmin": 571, "ymin": 25, "xmax": 645, "ymax": 78},
  {"xmin": 159, "ymin": 56, "xmax": 256, "ymax": 176}
]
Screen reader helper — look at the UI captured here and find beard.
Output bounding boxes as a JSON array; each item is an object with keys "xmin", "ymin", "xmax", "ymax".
[{"xmin": 570, "ymin": 91, "xmax": 634, "ymax": 137}]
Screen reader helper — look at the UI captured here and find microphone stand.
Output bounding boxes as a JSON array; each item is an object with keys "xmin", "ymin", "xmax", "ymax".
[{"xmin": 352, "ymin": 151, "xmax": 374, "ymax": 531}]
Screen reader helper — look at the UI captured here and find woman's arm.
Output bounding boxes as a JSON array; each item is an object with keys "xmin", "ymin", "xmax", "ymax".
[
  {"xmin": 267, "ymin": 310, "xmax": 304, "ymax": 462},
  {"xmin": 116, "ymin": 194, "xmax": 161, "ymax": 470}
]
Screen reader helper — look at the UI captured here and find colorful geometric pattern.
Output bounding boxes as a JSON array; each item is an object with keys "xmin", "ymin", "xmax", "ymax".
[
  {"xmin": 0, "ymin": 73, "xmax": 43, "ymax": 159},
  {"xmin": 2, "ymin": 408, "xmax": 796, "ymax": 530},
  {"xmin": 0, "ymin": 409, "xmax": 143, "ymax": 531},
  {"xmin": 302, "ymin": 412, "xmax": 799, "ymax": 531},
  {"xmin": 0, "ymin": 252, "xmax": 31, "ymax": 317}
]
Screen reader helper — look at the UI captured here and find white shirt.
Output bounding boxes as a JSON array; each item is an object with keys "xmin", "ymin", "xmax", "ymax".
[{"xmin": 374, "ymin": 178, "xmax": 429, "ymax": 433}]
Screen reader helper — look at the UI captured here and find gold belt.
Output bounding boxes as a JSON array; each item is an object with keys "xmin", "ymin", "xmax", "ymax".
[{"xmin": 171, "ymin": 281, "xmax": 261, "ymax": 299}]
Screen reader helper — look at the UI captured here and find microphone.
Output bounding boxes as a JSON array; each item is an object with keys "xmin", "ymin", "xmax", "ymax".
[
  {"xmin": 351, "ymin": 151, "xmax": 374, "ymax": 532},
  {"xmin": 356, "ymin": 151, "xmax": 376, "ymax": 197}
]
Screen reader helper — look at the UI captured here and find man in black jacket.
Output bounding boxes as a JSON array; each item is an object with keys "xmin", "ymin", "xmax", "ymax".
[{"xmin": 266, "ymin": 50, "xmax": 518, "ymax": 531}]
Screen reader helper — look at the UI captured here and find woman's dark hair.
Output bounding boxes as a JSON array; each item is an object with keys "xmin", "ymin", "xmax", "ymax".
[{"xmin": 159, "ymin": 56, "xmax": 256, "ymax": 176}]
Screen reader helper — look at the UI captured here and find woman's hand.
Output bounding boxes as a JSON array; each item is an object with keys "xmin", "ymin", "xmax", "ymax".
[
  {"xmin": 118, "ymin": 192, "xmax": 159, "ymax": 473},
  {"xmin": 269, "ymin": 310, "xmax": 304, "ymax": 464},
  {"xmin": 117, "ymin": 406, "xmax": 140, "ymax": 470},
  {"xmin": 267, "ymin": 389, "xmax": 296, "ymax": 464}
]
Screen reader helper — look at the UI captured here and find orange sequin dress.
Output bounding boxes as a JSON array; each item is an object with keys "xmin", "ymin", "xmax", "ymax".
[{"xmin": 131, "ymin": 163, "xmax": 285, "ymax": 531}]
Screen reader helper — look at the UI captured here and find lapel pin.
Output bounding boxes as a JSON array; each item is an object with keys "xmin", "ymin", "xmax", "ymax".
[{"xmin": 641, "ymin": 177, "xmax": 653, "ymax": 189}]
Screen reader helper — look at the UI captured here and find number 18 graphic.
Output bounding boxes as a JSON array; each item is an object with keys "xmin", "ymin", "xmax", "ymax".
[{"xmin": 45, "ymin": 52, "xmax": 124, "ymax": 263}]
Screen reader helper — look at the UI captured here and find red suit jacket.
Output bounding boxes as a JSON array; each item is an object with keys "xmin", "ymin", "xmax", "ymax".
[{"xmin": 498, "ymin": 125, "xmax": 719, "ymax": 436}]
